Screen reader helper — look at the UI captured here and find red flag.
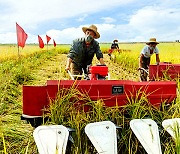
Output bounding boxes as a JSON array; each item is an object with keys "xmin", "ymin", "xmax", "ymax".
[
  {"xmin": 16, "ymin": 23, "xmax": 28, "ymax": 48},
  {"xmin": 46, "ymin": 35, "xmax": 51, "ymax": 44},
  {"xmin": 38, "ymin": 35, "xmax": 44, "ymax": 48},
  {"xmin": 53, "ymin": 39, "xmax": 56, "ymax": 47}
]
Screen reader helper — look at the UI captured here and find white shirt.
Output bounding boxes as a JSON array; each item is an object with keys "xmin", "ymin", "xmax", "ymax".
[{"xmin": 141, "ymin": 45, "xmax": 159, "ymax": 58}]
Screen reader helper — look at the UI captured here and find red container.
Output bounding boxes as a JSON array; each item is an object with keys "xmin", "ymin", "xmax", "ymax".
[
  {"xmin": 89, "ymin": 65, "xmax": 108, "ymax": 76},
  {"xmin": 22, "ymin": 80, "xmax": 177, "ymax": 118},
  {"xmin": 149, "ymin": 62, "xmax": 180, "ymax": 80},
  {"xmin": 88, "ymin": 65, "xmax": 108, "ymax": 80}
]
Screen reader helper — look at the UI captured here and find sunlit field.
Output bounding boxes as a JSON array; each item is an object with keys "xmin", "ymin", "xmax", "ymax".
[
  {"xmin": 0, "ymin": 44, "xmax": 70, "ymax": 61},
  {"xmin": 0, "ymin": 42, "xmax": 180, "ymax": 153},
  {"xmin": 118, "ymin": 42, "xmax": 180, "ymax": 64},
  {"xmin": 108, "ymin": 42, "xmax": 180, "ymax": 73},
  {"xmin": 1, "ymin": 42, "xmax": 179, "ymax": 63}
]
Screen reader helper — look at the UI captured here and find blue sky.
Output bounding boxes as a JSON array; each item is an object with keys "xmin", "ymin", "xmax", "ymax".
[{"xmin": 0, "ymin": 0, "xmax": 180, "ymax": 44}]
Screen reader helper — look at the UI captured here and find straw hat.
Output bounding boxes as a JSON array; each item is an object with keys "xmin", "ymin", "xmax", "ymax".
[
  {"xmin": 146, "ymin": 38, "xmax": 159, "ymax": 45},
  {"xmin": 82, "ymin": 25, "xmax": 100, "ymax": 39}
]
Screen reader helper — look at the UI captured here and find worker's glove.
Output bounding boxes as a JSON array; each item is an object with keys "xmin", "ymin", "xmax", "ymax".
[
  {"xmin": 138, "ymin": 67, "xmax": 149, "ymax": 72},
  {"xmin": 65, "ymin": 66, "xmax": 70, "ymax": 72}
]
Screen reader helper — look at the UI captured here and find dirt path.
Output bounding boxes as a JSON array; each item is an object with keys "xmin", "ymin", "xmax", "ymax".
[
  {"xmin": 30, "ymin": 53, "xmax": 139, "ymax": 85},
  {"xmin": 30, "ymin": 54, "xmax": 68, "ymax": 85},
  {"xmin": 103, "ymin": 54, "xmax": 139, "ymax": 81}
]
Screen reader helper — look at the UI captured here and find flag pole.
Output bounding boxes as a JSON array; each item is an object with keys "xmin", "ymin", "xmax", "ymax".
[
  {"xmin": 46, "ymin": 35, "xmax": 51, "ymax": 51},
  {"xmin": 17, "ymin": 45, "xmax": 20, "ymax": 57},
  {"xmin": 16, "ymin": 22, "xmax": 20, "ymax": 57}
]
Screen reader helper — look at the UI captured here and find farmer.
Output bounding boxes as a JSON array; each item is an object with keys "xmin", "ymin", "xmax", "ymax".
[
  {"xmin": 65, "ymin": 24, "xmax": 105, "ymax": 79},
  {"xmin": 108, "ymin": 39, "xmax": 119, "ymax": 59},
  {"xmin": 139, "ymin": 38, "xmax": 160, "ymax": 81},
  {"xmin": 111, "ymin": 39, "xmax": 119, "ymax": 50}
]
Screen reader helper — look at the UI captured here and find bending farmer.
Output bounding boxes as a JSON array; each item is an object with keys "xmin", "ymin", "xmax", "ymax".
[
  {"xmin": 108, "ymin": 39, "xmax": 119, "ymax": 58},
  {"xmin": 139, "ymin": 38, "xmax": 160, "ymax": 81}
]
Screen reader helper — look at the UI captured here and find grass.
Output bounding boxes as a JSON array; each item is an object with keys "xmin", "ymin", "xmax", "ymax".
[
  {"xmin": 0, "ymin": 46, "xmax": 68, "ymax": 153},
  {"xmin": 0, "ymin": 43, "xmax": 180, "ymax": 153}
]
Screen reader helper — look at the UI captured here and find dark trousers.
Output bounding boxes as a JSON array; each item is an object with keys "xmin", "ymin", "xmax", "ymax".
[
  {"xmin": 71, "ymin": 63, "xmax": 89, "ymax": 80},
  {"xmin": 71, "ymin": 63, "xmax": 83, "ymax": 80},
  {"xmin": 140, "ymin": 57, "xmax": 150, "ymax": 81}
]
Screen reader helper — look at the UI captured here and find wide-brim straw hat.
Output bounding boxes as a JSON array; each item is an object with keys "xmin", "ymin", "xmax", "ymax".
[
  {"xmin": 146, "ymin": 38, "xmax": 159, "ymax": 44},
  {"xmin": 82, "ymin": 24, "xmax": 100, "ymax": 39}
]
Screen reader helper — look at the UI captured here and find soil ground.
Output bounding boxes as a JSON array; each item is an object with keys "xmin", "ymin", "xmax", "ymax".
[{"xmin": 30, "ymin": 53, "xmax": 139, "ymax": 85}]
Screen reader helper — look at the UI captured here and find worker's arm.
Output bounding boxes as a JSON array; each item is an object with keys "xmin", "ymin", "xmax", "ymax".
[
  {"xmin": 116, "ymin": 44, "xmax": 119, "ymax": 49},
  {"xmin": 99, "ymin": 58, "xmax": 105, "ymax": 65},
  {"xmin": 156, "ymin": 54, "xmax": 160, "ymax": 65},
  {"xmin": 65, "ymin": 58, "xmax": 73, "ymax": 71},
  {"xmin": 139, "ymin": 54, "xmax": 144, "ymax": 68}
]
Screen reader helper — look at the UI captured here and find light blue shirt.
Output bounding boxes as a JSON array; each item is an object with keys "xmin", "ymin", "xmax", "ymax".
[{"xmin": 141, "ymin": 45, "xmax": 159, "ymax": 58}]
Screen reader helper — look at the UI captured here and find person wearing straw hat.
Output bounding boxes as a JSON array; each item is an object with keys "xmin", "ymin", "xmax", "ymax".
[
  {"xmin": 66, "ymin": 24, "xmax": 105, "ymax": 79},
  {"xmin": 108, "ymin": 39, "xmax": 119, "ymax": 59},
  {"xmin": 139, "ymin": 38, "xmax": 160, "ymax": 81},
  {"xmin": 111, "ymin": 39, "xmax": 119, "ymax": 50}
]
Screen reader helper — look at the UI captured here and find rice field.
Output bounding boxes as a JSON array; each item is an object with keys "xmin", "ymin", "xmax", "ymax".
[
  {"xmin": 0, "ymin": 42, "xmax": 180, "ymax": 153},
  {"xmin": 0, "ymin": 44, "xmax": 70, "ymax": 61},
  {"xmin": 112, "ymin": 42, "xmax": 180, "ymax": 71}
]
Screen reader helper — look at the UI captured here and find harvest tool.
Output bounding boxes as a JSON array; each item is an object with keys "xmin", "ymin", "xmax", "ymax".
[
  {"xmin": 162, "ymin": 118, "xmax": 180, "ymax": 139},
  {"xmin": 33, "ymin": 125, "xmax": 69, "ymax": 154},
  {"xmin": 130, "ymin": 119, "xmax": 162, "ymax": 154},
  {"xmin": 149, "ymin": 62, "xmax": 180, "ymax": 80},
  {"xmin": 21, "ymin": 65, "xmax": 177, "ymax": 127},
  {"xmin": 21, "ymin": 64, "xmax": 178, "ymax": 153},
  {"xmin": 85, "ymin": 121, "xmax": 117, "ymax": 154},
  {"xmin": 68, "ymin": 65, "xmax": 109, "ymax": 80}
]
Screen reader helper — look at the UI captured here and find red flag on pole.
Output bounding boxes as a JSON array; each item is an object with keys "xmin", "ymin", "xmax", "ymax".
[
  {"xmin": 53, "ymin": 39, "xmax": 56, "ymax": 47},
  {"xmin": 46, "ymin": 35, "xmax": 51, "ymax": 44},
  {"xmin": 16, "ymin": 23, "xmax": 28, "ymax": 48},
  {"xmin": 38, "ymin": 35, "xmax": 44, "ymax": 48}
]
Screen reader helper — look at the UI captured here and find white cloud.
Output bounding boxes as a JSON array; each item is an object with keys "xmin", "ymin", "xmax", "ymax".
[
  {"xmin": 46, "ymin": 24, "xmax": 122, "ymax": 44},
  {"xmin": 101, "ymin": 17, "xmax": 116, "ymax": 23},
  {"xmin": 32, "ymin": 24, "xmax": 119, "ymax": 44},
  {"xmin": 129, "ymin": 6, "xmax": 180, "ymax": 29},
  {"xmin": 128, "ymin": 6, "xmax": 180, "ymax": 41},
  {"xmin": 0, "ymin": 0, "xmax": 180, "ymax": 43},
  {"xmin": 0, "ymin": 0, "xmax": 134, "ymax": 32},
  {"xmin": 77, "ymin": 14, "xmax": 88, "ymax": 22},
  {"xmin": 0, "ymin": 32, "xmax": 16, "ymax": 44},
  {"xmin": 46, "ymin": 27, "xmax": 84, "ymax": 44},
  {"xmin": 44, "ymin": 24, "xmax": 128, "ymax": 44}
]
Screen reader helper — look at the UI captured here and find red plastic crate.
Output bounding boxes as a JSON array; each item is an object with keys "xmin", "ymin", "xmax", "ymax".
[
  {"xmin": 88, "ymin": 65, "xmax": 108, "ymax": 80},
  {"xmin": 89, "ymin": 65, "xmax": 108, "ymax": 76}
]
